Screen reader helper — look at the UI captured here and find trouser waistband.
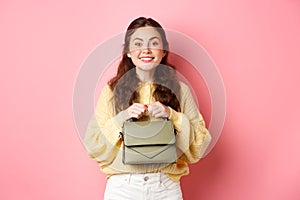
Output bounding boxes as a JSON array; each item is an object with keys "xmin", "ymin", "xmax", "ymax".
[{"xmin": 109, "ymin": 173, "xmax": 168, "ymax": 184}]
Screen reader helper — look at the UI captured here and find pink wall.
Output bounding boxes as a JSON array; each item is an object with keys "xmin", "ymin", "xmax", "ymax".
[{"xmin": 1, "ymin": 0, "xmax": 300, "ymax": 199}]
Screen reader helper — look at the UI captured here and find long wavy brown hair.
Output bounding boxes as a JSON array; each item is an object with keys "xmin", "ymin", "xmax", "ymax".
[{"xmin": 108, "ymin": 17, "xmax": 181, "ymax": 114}]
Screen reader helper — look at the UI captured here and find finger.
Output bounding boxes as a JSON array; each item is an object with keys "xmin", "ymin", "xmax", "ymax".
[
  {"xmin": 128, "ymin": 111, "xmax": 141, "ymax": 119},
  {"xmin": 153, "ymin": 110, "xmax": 166, "ymax": 118},
  {"xmin": 150, "ymin": 102, "xmax": 164, "ymax": 110},
  {"xmin": 150, "ymin": 108, "xmax": 160, "ymax": 116},
  {"xmin": 151, "ymin": 107, "xmax": 165, "ymax": 118},
  {"xmin": 132, "ymin": 105, "xmax": 147, "ymax": 115},
  {"xmin": 130, "ymin": 109, "xmax": 143, "ymax": 116},
  {"xmin": 132, "ymin": 107, "xmax": 146, "ymax": 114},
  {"xmin": 132, "ymin": 103, "xmax": 147, "ymax": 112},
  {"xmin": 133, "ymin": 103, "xmax": 146, "ymax": 108},
  {"xmin": 151, "ymin": 105, "xmax": 168, "ymax": 118},
  {"xmin": 147, "ymin": 105, "xmax": 152, "ymax": 113},
  {"xmin": 152, "ymin": 101, "xmax": 163, "ymax": 107}
]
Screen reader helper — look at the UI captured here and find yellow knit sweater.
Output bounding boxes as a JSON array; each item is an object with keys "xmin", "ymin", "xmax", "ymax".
[{"xmin": 84, "ymin": 82, "xmax": 211, "ymax": 182}]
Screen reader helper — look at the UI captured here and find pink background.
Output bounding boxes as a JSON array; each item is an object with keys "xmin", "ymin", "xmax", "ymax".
[{"xmin": 1, "ymin": 0, "xmax": 300, "ymax": 199}]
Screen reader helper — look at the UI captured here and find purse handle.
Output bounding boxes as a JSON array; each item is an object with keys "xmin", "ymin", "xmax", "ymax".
[{"xmin": 127, "ymin": 117, "xmax": 168, "ymax": 122}]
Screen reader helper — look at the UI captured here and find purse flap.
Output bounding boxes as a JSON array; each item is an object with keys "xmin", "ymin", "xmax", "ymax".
[
  {"xmin": 128, "ymin": 145, "xmax": 173, "ymax": 159},
  {"xmin": 123, "ymin": 120, "xmax": 175, "ymax": 146}
]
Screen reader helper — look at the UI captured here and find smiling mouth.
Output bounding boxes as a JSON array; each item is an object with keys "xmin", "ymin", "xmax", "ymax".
[{"xmin": 140, "ymin": 57, "xmax": 154, "ymax": 62}]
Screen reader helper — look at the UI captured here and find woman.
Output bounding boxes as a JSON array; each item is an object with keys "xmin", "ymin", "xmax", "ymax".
[{"xmin": 84, "ymin": 17, "xmax": 211, "ymax": 200}]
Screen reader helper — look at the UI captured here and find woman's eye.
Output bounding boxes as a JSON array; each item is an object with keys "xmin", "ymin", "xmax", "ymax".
[
  {"xmin": 152, "ymin": 41, "xmax": 159, "ymax": 46},
  {"xmin": 134, "ymin": 42, "xmax": 142, "ymax": 47}
]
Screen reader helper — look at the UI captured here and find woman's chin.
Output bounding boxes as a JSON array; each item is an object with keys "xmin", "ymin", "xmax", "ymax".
[{"xmin": 136, "ymin": 63, "xmax": 159, "ymax": 71}]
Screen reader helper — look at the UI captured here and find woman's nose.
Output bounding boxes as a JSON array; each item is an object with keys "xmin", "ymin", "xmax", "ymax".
[{"xmin": 141, "ymin": 46, "xmax": 151, "ymax": 53}]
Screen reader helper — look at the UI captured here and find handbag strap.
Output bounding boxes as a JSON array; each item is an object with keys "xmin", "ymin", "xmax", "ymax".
[{"xmin": 127, "ymin": 117, "xmax": 168, "ymax": 122}]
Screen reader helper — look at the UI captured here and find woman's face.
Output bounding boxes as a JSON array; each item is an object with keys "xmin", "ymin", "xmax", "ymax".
[{"xmin": 127, "ymin": 26, "xmax": 166, "ymax": 72}]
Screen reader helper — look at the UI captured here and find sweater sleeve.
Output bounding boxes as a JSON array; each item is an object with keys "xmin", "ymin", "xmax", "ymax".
[
  {"xmin": 168, "ymin": 83, "xmax": 212, "ymax": 163},
  {"xmin": 83, "ymin": 85, "xmax": 124, "ymax": 168}
]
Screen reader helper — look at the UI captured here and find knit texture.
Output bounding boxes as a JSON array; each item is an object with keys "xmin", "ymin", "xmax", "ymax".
[{"xmin": 84, "ymin": 82, "xmax": 211, "ymax": 182}]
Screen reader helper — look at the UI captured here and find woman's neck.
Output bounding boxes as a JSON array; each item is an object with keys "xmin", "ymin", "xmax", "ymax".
[{"xmin": 136, "ymin": 68, "xmax": 155, "ymax": 83}]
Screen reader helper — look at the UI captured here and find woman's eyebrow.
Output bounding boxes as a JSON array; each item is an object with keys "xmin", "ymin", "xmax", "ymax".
[
  {"xmin": 149, "ymin": 36, "xmax": 160, "ymax": 41},
  {"xmin": 132, "ymin": 38, "xmax": 143, "ymax": 41},
  {"xmin": 132, "ymin": 36, "xmax": 161, "ymax": 41}
]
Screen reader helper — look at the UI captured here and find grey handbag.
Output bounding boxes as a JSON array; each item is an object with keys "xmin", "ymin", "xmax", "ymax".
[{"xmin": 120, "ymin": 119, "xmax": 177, "ymax": 165}]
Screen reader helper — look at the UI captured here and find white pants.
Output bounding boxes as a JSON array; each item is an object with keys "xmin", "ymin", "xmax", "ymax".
[{"xmin": 104, "ymin": 173, "xmax": 183, "ymax": 200}]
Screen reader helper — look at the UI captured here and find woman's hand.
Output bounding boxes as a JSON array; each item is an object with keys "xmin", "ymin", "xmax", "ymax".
[
  {"xmin": 123, "ymin": 103, "xmax": 147, "ymax": 120},
  {"xmin": 148, "ymin": 101, "xmax": 170, "ymax": 118}
]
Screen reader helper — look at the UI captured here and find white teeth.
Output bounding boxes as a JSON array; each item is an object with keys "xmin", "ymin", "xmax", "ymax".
[{"xmin": 140, "ymin": 57, "xmax": 153, "ymax": 61}]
